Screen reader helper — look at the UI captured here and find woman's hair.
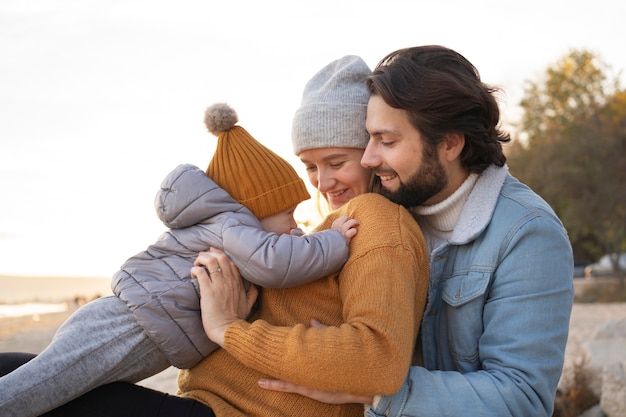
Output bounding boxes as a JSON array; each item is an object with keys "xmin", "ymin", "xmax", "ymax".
[{"xmin": 367, "ymin": 45, "xmax": 510, "ymax": 173}]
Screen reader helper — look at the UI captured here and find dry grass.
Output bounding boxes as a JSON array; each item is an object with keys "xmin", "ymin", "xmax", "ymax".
[
  {"xmin": 553, "ymin": 355, "xmax": 600, "ymax": 417},
  {"xmin": 553, "ymin": 278, "xmax": 626, "ymax": 416}
]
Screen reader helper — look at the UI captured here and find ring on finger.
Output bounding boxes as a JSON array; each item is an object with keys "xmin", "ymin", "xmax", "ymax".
[{"xmin": 209, "ymin": 267, "xmax": 222, "ymax": 274}]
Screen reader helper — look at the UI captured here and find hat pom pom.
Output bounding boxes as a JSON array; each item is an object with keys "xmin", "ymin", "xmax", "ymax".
[{"xmin": 204, "ymin": 103, "xmax": 238, "ymax": 136}]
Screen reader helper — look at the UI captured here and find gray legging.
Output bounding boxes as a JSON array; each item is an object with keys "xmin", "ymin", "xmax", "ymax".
[
  {"xmin": 0, "ymin": 296, "xmax": 171, "ymax": 417},
  {"xmin": 0, "ymin": 352, "xmax": 214, "ymax": 417}
]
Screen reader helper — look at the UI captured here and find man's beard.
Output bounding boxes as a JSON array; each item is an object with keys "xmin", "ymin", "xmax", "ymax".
[{"xmin": 379, "ymin": 147, "xmax": 447, "ymax": 208}]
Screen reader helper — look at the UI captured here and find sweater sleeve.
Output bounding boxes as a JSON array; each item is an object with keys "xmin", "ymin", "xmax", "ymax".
[{"xmin": 223, "ymin": 194, "xmax": 430, "ymax": 395}]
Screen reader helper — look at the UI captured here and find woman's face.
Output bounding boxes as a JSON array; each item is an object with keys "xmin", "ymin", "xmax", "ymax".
[{"xmin": 298, "ymin": 147, "xmax": 372, "ymax": 210}]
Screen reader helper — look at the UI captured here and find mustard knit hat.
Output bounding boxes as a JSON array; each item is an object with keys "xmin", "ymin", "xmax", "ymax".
[
  {"xmin": 205, "ymin": 103, "xmax": 310, "ymax": 220},
  {"xmin": 291, "ymin": 55, "xmax": 371, "ymax": 155}
]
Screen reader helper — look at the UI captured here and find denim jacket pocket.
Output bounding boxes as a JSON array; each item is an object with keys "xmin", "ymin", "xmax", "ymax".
[
  {"xmin": 441, "ymin": 271, "xmax": 492, "ymax": 367},
  {"xmin": 442, "ymin": 271, "xmax": 491, "ymax": 306}
]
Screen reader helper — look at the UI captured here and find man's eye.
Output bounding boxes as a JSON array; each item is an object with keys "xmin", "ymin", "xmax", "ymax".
[{"xmin": 330, "ymin": 161, "xmax": 345, "ymax": 168}]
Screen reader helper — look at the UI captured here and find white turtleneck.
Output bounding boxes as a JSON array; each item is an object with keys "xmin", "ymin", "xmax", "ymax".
[{"xmin": 412, "ymin": 173, "xmax": 478, "ymax": 252}]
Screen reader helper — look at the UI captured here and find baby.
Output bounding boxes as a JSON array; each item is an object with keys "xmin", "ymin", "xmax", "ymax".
[{"xmin": 0, "ymin": 103, "xmax": 358, "ymax": 417}]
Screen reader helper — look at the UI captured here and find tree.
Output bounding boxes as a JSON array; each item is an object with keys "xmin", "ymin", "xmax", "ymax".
[
  {"xmin": 508, "ymin": 49, "xmax": 626, "ymax": 290},
  {"xmin": 517, "ymin": 50, "xmax": 609, "ymax": 146}
]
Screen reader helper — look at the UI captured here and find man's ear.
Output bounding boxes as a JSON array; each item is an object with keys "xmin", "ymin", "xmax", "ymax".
[{"xmin": 442, "ymin": 133, "xmax": 465, "ymax": 162}]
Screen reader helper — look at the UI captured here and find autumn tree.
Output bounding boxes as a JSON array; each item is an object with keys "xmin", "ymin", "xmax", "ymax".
[{"xmin": 508, "ymin": 49, "xmax": 626, "ymax": 289}]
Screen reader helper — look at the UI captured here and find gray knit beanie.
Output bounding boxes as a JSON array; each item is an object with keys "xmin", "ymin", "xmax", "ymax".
[{"xmin": 291, "ymin": 55, "xmax": 371, "ymax": 155}]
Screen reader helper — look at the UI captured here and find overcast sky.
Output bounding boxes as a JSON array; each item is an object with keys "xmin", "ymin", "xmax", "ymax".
[{"xmin": 1, "ymin": 0, "xmax": 625, "ymax": 277}]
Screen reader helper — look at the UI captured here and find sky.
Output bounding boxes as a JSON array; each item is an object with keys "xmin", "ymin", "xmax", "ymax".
[{"xmin": 1, "ymin": 0, "xmax": 625, "ymax": 278}]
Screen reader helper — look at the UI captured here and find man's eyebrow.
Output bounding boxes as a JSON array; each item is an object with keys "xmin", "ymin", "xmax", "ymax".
[{"xmin": 368, "ymin": 127, "xmax": 401, "ymax": 137}]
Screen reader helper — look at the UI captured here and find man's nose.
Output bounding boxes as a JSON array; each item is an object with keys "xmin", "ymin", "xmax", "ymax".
[{"xmin": 361, "ymin": 142, "xmax": 380, "ymax": 169}]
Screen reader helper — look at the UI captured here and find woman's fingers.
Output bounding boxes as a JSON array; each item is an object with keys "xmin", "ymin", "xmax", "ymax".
[
  {"xmin": 193, "ymin": 248, "xmax": 257, "ymax": 347},
  {"xmin": 257, "ymin": 379, "xmax": 373, "ymax": 405}
]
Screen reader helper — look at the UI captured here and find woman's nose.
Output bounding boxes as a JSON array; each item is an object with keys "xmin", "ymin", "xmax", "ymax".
[{"xmin": 316, "ymin": 169, "xmax": 335, "ymax": 192}]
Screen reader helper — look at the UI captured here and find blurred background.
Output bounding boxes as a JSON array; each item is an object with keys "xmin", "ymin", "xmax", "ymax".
[{"xmin": 1, "ymin": 0, "xmax": 625, "ymax": 280}]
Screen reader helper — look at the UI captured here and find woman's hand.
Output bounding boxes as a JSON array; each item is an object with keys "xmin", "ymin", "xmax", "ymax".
[
  {"xmin": 192, "ymin": 248, "xmax": 258, "ymax": 347},
  {"xmin": 257, "ymin": 379, "xmax": 374, "ymax": 405}
]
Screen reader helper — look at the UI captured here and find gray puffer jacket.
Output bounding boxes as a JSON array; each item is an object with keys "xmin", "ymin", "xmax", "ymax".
[{"xmin": 112, "ymin": 164, "xmax": 349, "ymax": 369}]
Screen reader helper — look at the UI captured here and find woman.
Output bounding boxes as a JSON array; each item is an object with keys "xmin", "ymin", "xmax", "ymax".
[
  {"xmin": 2, "ymin": 55, "xmax": 429, "ymax": 417},
  {"xmin": 174, "ymin": 55, "xmax": 428, "ymax": 417}
]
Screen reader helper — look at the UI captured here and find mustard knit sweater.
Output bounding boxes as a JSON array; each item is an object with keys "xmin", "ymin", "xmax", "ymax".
[{"xmin": 177, "ymin": 193, "xmax": 429, "ymax": 417}]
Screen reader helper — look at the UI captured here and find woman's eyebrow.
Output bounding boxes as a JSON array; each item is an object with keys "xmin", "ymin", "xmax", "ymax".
[{"xmin": 300, "ymin": 153, "xmax": 351, "ymax": 164}]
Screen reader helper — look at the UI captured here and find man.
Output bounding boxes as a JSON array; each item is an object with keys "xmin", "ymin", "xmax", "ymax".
[{"xmin": 260, "ymin": 45, "xmax": 574, "ymax": 417}]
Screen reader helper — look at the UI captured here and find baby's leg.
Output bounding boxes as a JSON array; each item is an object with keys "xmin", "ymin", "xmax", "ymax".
[{"xmin": 0, "ymin": 296, "xmax": 170, "ymax": 417}]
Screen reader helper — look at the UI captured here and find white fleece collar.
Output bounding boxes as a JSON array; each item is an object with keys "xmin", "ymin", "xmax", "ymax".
[{"xmin": 448, "ymin": 164, "xmax": 509, "ymax": 244}]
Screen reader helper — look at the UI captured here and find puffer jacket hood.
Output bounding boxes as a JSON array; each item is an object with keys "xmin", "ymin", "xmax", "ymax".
[{"xmin": 156, "ymin": 164, "xmax": 251, "ymax": 229}]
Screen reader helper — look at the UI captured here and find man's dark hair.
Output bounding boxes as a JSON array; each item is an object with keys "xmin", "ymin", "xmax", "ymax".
[{"xmin": 367, "ymin": 45, "xmax": 510, "ymax": 173}]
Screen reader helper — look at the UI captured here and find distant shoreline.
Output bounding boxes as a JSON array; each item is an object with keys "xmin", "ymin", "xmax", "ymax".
[
  {"xmin": 0, "ymin": 302, "xmax": 69, "ymax": 318},
  {"xmin": 0, "ymin": 275, "xmax": 112, "ymax": 304}
]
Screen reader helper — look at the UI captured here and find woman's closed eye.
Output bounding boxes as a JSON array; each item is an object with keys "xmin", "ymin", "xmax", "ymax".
[{"xmin": 329, "ymin": 161, "xmax": 346, "ymax": 169}]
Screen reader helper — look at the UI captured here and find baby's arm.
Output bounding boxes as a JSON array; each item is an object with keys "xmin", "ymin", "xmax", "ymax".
[
  {"xmin": 156, "ymin": 164, "xmax": 359, "ymax": 289},
  {"xmin": 221, "ymin": 221, "xmax": 354, "ymax": 289}
]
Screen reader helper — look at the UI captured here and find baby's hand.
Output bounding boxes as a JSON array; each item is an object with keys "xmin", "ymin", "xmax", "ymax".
[{"xmin": 331, "ymin": 215, "xmax": 360, "ymax": 245}]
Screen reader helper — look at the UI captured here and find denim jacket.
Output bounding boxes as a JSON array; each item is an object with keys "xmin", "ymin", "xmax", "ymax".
[{"xmin": 367, "ymin": 165, "xmax": 574, "ymax": 417}]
